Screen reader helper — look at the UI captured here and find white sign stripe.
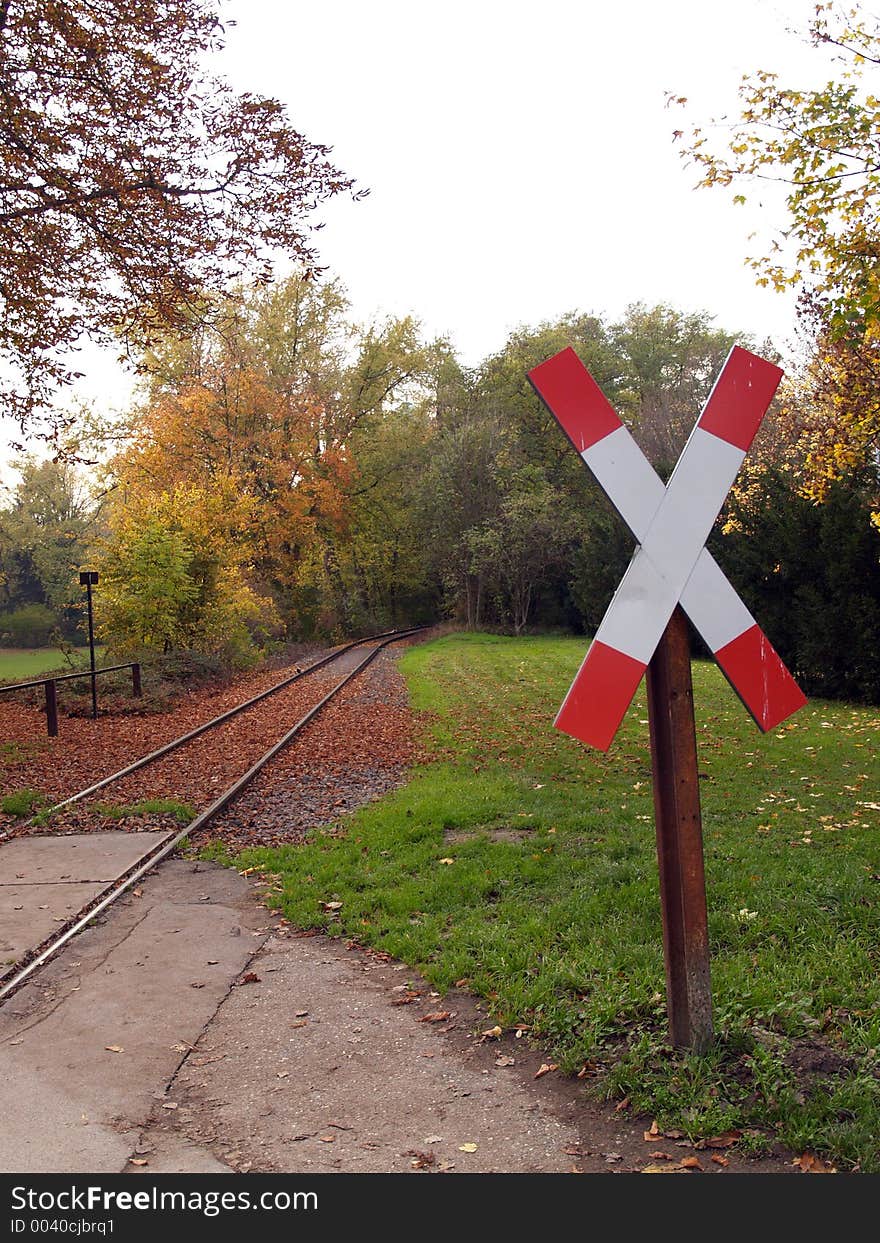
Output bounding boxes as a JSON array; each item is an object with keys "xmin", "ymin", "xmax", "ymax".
[
  {"xmin": 591, "ymin": 428, "xmax": 748, "ymax": 668},
  {"xmin": 681, "ymin": 556, "xmax": 754, "ymax": 653},
  {"xmin": 585, "ymin": 427, "xmax": 758, "ymax": 654}
]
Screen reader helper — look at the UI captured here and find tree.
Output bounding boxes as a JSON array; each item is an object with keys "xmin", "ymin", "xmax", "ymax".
[
  {"xmin": 673, "ymin": 5, "xmax": 880, "ymax": 521},
  {"xmin": 467, "ymin": 469, "xmax": 575, "ymax": 634},
  {"xmin": 672, "ymin": 3, "xmax": 880, "ymax": 336},
  {"xmin": 107, "ymin": 273, "xmax": 441, "ymax": 633},
  {"xmin": 0, "ymin": 0, "xmax": 358, "ymax": 437},
  {"xmin": 96, "ymin": 480, "xmax": 278, "ymax": 658},
  {"xmin": 0, "ymin": 458, "xmax": 99, "ymax": 635},
  {"xmin": 715, "ymin": 467, "xmax": 880, "ymax": 703},
  {"xmin": 609, "ymin": 303, "xmax": 749, "ymax": 472}
]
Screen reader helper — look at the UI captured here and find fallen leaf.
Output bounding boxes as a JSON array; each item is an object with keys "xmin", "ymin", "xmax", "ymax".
[
  {"xmin": 641, "ymin": 1164, "xmax": 681, "ymax": 1174},
  {"xmin": 644, "ymin": 1120, "xmax": 662, "ymax": 1142},
  {"xmin": 458, "ymin": 1143, "xmax": 477, "ymax": 1153},
  {"xmin": 290, "ymin": 1020, "xmax": 308, "ymax": 1029},
  {"xmin": 795, "ymin": 1152, "xmax": 836, "ymax": 1173},
  {"xmin": 319, "ymin": 1135, "xmax": 335, "ymax": 1143},
  {"xmin": 680, "ymin": 1156, "xmax": 703, "ymax": 1170},
  {"xmin": 699, "ymin": 1130, "xmax": 742, "ymax": 1150},
  {"xmin": 422, "ymin": 1135, "xmax": 444, "ymax": 1145},
  {"xmin": 129, "ymin": 1158, "xmax": 148, "ymax": 1167},
  {"xmin": 494, "ymin": 1054, "xmax": 515, "ymax": 1067},
  {"xmin": 711, "ymin": 1155, "xmax": 730, "ymax": 1167},
  {"xmin": 321, "ymin": 901, "xmax": 343, "ymax": 911},
  {"xmin": 238, "ymin": 972, "xmax": 261, "ymax": 985},
  {"xmin": 614, "ymin": 1097, "xmax": 631, "ymax": 1113},
  {"xmin": 420, "ymin": 1011, "xmax": 451, "ymax": 1023},
  {"xmin": 480, "ymin": 1025, "xmax": 503, "ymax": 1040},
  {"xmin": 161, "ymin": 1102, "xmax": 178, "ymax": 1111},
  {"xmin": 105, "ymin": 1045, "xmax": 124, "ymax": 1054},
  {"xmin": 534, "ymin": 1062, "xmax": 557, "ymax": 1079},
  {"xmin": 438, "ymin": 858, "xmax": 455, "ymax": 865},
  {"xmin": 410, "ymin": 1151, "xmax": 435, "ymax": 1169}
]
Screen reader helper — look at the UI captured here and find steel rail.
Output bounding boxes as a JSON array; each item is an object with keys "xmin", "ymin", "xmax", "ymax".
[
  {"xmin": 39, "ymin": 627, "xmax": 404, "ymax": 818},
  {"xmin": 0, "ymin": 627, "xmax": 424, "ymax": 1004}
]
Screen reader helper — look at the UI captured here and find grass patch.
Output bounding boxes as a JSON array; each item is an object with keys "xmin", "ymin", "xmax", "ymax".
[
  {"xmin": 0, "ymin": 647, "xmax": 104, "ymax": 683},
  {"xmin": 1, "ymin": 787, "xmax": 47, "ymax": 816},
  {"xmin": 91, "ymin": 798, "xmax": 197, "ymax": 824},
  {"xmin": 217, "ymin": 632, "xmax": 880, "ymax": 1171}
]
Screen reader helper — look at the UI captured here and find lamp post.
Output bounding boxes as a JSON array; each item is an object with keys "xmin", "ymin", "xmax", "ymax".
[{"xmin": 79, "ymin": 570, "xmax": 99, "ymax": 720}]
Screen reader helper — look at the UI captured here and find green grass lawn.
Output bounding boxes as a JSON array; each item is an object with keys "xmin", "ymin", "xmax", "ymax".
[
  {"xmin": 207, "ymin": 632, "xmax": 880, "ymax": 1171},
  {"xmin": 0, "ymin": 646, "xmax": 105, "ymax": 683}
]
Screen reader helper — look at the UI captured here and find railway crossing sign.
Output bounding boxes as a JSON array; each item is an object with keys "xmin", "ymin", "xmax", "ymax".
[
  {"xmin": 528, "ymin": 344, "xmax": 808, "ymax": 1051},
  {"xmin": 528, "ymin": 345, "xmax": 807, "ymax": 750}
]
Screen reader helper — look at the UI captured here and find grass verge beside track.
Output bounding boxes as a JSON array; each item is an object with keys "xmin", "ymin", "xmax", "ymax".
[{"xmin": 205, "ymin": 632, "xmax": 880, "ymax": 1171}]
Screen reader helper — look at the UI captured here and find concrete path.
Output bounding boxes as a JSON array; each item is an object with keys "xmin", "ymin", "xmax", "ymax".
[
  {"xmin": 0, "ymin": 831, "xmax": 170, "ymax": 965},
  {"xmin": 0, "ymin": 859, "xmax": 268, "ymax": 1172}
]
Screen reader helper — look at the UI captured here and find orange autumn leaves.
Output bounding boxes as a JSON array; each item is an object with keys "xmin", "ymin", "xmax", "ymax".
[{"xmin": 99, "ymin": 366, "xmax": 355, "ymax": 655}]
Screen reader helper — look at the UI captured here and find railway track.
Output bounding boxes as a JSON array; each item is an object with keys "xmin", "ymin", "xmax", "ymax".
[{"xmin": 0, "ymin": 626, "xmax": 424, "ymax": 1003}]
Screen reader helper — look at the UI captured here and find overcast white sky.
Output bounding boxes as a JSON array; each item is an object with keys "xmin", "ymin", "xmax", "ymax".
[
  {"xmin": 2, "ymin": 0, "xmax": 838, "ymax": 471},
  {"xmin": 216, "ymin": 0, "xmax": 827, "ymax": 360}
]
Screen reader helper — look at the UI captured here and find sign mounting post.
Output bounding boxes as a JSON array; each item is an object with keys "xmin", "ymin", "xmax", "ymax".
[{"xmin": 528, "ymin": 345, "xmax": 807, "ymax": 1052}]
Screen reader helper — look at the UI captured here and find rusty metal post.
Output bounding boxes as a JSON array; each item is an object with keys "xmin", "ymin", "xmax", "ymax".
[
  {"xmin": 44, "ymin": 679, "xmax": 58, "ymax": 738},
  {"xmin": 646, "ymin": 605, "xmax": 714, "ymax": 1052},
  {"xmin": 132, "ymin": 662, "xmax": 142, "ymax": 698}
]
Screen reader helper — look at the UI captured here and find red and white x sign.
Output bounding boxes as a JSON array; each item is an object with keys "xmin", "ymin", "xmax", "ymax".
[{"xmin": 528, "ymin": 345, "xmax": 807, "ymax": 751}]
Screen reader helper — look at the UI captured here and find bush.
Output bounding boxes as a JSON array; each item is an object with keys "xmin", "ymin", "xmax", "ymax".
[
  {"xmin": 713, "ymin": 469, "xmax": 880, "ymax": 704},
  {"xmin": 0, "ymin": 603, "xmax": 59, "ymax": 647}
]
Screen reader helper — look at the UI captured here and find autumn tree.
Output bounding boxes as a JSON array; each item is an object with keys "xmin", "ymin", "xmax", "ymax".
[
  {"xmin": 108, "ymin": 273, "xmax": 441, "ymax": 636},
  {"xmin": 674, "ymin": 3, "xmax": 880, "ymax": 514},
  {"xmin": 0, "ymin": 0, "xmax": 357, "ymax": 439},
  {"xmin": 96, "ymin": 481, "xmax": 278, "ymax": 658},
  {"xmin": 673, "ymin": 3, "xmax": 880, "ymax": 334}
]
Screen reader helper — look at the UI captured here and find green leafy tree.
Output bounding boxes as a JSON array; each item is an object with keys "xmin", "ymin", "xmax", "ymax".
[
  {"xmin": 97, "ymin": 482, "xmax": 278, "ymax": 660},
  {"xmin": 609, "ymin": 303, "xmax": 750, "ymax": 472},
  {"xmin": 0, "ymin": 458, "xmax": 99, "ymax": 636},
  {"xmin": 714, "ymin": 467, "xmax": 880, "ymax": 702}
]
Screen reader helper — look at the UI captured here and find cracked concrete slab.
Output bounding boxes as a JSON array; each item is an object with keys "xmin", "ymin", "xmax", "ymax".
[
  {"xmin": 0, "ymin": 830, "xmax": 171, "ymax": 885},
  {"xmin": 0, "ymin": 830, "xmax": 172, "ymax": 967},
  {"xmin": 0, "ymin": 859, "xmax": 268, "ymax": 1173},
  {"xmin": 0, "ymin": 882, "xmax": 110, "ymax": 963}
]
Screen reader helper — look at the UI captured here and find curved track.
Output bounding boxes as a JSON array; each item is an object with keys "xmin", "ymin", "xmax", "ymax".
[{"xmin": 0, "ymin": 627, "xmax": 424, "ymax": 1003}]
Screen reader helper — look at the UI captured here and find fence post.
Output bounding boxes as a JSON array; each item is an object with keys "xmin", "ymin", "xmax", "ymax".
[
  {"xmin": 44, "ymin": 679, "xmax": 58, "ymax": 738},
  {"xmin": 131, "ymin": 662, "xmax": 142, "ymax": 697}
]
